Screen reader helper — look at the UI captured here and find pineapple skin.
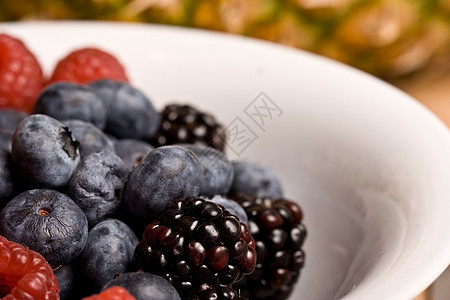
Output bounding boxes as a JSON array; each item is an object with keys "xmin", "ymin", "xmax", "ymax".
[{"xmin": 1, "ymin": 0, "xmax": 449, "ymax": 78}]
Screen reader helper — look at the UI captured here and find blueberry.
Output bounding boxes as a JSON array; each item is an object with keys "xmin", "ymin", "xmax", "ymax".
[
  {"xmin": 11, "ymin": 114, "xmax": 80, "ymax": 188},
  {"xmin": 67, "ymin": 151, "xmax": 129, "ymax": 227},
  {"xmin": 33, "ymin": 82, "xmax": 107, "ymax": 129},
  {"xmin": 0, "ymin": 188, "xmax": 88, "ymax": 268},
  {"xmin": 123, "ymin": 145, "xmax": 202, "ymax": 226},
  {"xmin": 104, "ymin": 132, "xmax": 118, "ymax": 142},
  {"xmin": 113, "ymin": 138, "xmax": 153, "ymax": 172},
  {"xmin": 62, "ymin": 119, "xmax": 115, "ymax": 158},
  {"xmin": 0, "ymin": 108, "xmax": 28, "ymax": 132},
  {"xmin": 80, "ymin": 219, "xmax": 138, "ymax": 294},
  {"xmin": 230, "ymin": 160, "xmax": 283, "ymax": 198},
  {"xmin": 208, "ymin": 195, "xmax": 248, "ymax": 226},
  {"xmin": 0, "ymin": 129, "xmax": 13, "ymax": 152},
  {"xmin": 54, "ymin": 264, "xmax": 74, "ymax": 300},
  {"xmin": 103, "ymin": 272, "xmax": 181, "ymax": 300},
  {"xmin": 89, "ymin": 79, "xmax": 160, "ymax": 139},
  {"xmin": 179, "ymin": 144, "xmax": 233, "ymax": 197},
  {"xmin": 0, "ymin": 149, "xmax": 15, "ymax": 205}
]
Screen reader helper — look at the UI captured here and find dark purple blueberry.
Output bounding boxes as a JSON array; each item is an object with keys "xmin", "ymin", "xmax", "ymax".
[
  {"xmin": 0, "ymin": 189, "xmax": 88, "ymax": 267},
  {"xmin": 54, "ymin": 264, "xmax": 74, "ymax": 300},
  {"xmin": 179, "ymin": 144, "xmax": 233, "ymax": 197},
  {"xmin": 0, "ymin": 108, "xmax": 28, "ymax": 132},
  {"xmin": 89, "ymin": 79, "xmax": 160, "ymax": 140},
  {"xmin": 123, "ymin": 145, "xmax": 202, "ymax": 226},
  {"xmin": 113, "ymin": 138, "xmax": 153, "ymax": 172},
  {"xmin": 62, "ymin": 119, "xmax": 115, "ymax": 158},
  {"xmin": 32, "ymin": 82, "xmax": 107, "ymax": 129},
  {"xmin": 208, "ymin": 195, "xmax": 248, "ymax": 226},
  {"xmin": 11, "ymin": 114, "xmax": 80, "ymax": 188},
  {"xmin": 80, "ymin": 219, "xmax": 138, "ymax": 294},
  {"xmin": 66, "ymin": 151, "xmax": 129, "ymax": 227},
  {"xmin": 0, "ymin": 149, "xmax": 15, "ymax": 204},
  {"xmin": 229, "ymin": 160, "xmax": 283, "ymax": 199},
  {"xmin": 103, "ymin": 272, "xmax": 181, "ymax": 300}
]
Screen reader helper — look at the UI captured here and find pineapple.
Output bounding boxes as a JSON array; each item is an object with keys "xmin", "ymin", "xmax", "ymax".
[{"xmin": 1, "ymin": 0, "xmax": 449, "ymax": 78}]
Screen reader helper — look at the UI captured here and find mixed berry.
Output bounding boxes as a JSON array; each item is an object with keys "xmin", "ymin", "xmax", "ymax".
[
  {"xmin": 231, "ymin": 194, "xmax": 306, "ymax": 300},
  {"xmin": 81, "ymin": 286, "xmax": 136, "ymax": 300},
  {"xmin": 49, "ymin": 47, "xmax": 129, "ymax": 85},
  {"xmin": 0, "ymin": 32, "xmax": 307, "ymax": 300},
  {"xmin": 0, "ymin": 235, "xmax": 59, "ymax": 299},
  {"xmin": 133, "ymin": 197, "xmax": 257, "ymax": 300},
  {"xmin": 0, "ymin": 34, "xmax": 44, "ymax": 112}
]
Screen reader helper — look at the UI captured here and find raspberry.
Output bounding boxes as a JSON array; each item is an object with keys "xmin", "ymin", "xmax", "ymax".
[
  {"xmin": 231, "ymin": 194, "xmax": 307, "ymax": 300},
  {"xmin": 149, "ymin": 104, "xmax": 227, "ymax": 151},
  {"xmin": 133, "ymin": 197, "xmax": 257, "ymax": 300},
  {"xmin": 82, "ymin": 286, "xmax": 136, "ymax": 300},
  {"xmin": 0, "ymin": 33, "xmax": 44, "ymax": 112},
  {"xmin": 0, "ymin": 235, "xmax": 59, "ymax": 300},
  {"xmin": 49, "ymin": 47, "xmax": 129, "ymax": 85}
]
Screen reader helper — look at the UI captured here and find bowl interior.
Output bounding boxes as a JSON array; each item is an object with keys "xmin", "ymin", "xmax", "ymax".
[{"xmin": 2, "ymin": 21, "xmax": 450, "ymax": 300}]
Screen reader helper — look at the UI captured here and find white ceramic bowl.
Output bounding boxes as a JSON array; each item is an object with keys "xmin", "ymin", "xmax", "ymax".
[{"xmin": 2, "ymin": 21, "xmax": 450, "ymax": 300}]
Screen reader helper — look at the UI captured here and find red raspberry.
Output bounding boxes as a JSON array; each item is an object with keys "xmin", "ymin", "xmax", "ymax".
[
  {"xmin": 82, "ymin": 286, "xmax": 136, "ymax": 300},
  {"xmin": 0, "ymin": 33, "xmax": 44, "ymax": 112},
  {"xmin": 49, "ymin": 47, "xmax": 129, "ymax": 85},
  {"xmin": 0, "ymin": 235, "xmax": 59, "ymax": 300}
]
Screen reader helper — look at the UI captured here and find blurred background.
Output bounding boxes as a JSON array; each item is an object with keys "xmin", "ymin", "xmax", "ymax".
[
  {"xmin": 1, "ymin": 1, "xmax": 450, "ymax": 298},
  {"xmin": 1, "ymin": 0, "xmax": 450, "ymax": 126}
]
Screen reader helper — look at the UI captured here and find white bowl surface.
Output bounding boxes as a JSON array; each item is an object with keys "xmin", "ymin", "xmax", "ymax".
[{"xmin": 1, "ymin": 21, "xmax": 450, "ymax": 300}]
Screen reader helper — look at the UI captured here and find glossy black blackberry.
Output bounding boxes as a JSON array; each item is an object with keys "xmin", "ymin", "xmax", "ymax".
[
  {"xmin": 133, "ymin": 197, "xmax": 256, "ymax": 300},
  {"xmin": 149, "ymin": 104, "xmax": 227, "ymax": 151},
  {"xmin": 231, "ymin": 193, "xmax": 307, "ymax": 300}
]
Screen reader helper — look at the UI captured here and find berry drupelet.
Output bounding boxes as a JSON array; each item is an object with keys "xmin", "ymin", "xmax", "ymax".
[
  {"xmin": 133, "ymin": 197, "xmax": 257, "ymax": 300},
  {"xmin": 0, "ymin": 33, "xmax": 44, "ymax": 112},
  {"xmin": 0, "ymin": 235, "xmax": 60, "ymax": 299},
  {"xmin": 231, "ymin": 193, "xmax": 307, "ymax": 300},
  {"xmin": 103, "ymin": 272, "xmax": 180, "ymax": 300},
  {"xmin": 49, "ymin": 47, "xmax": 129, "ymax": 85},
  {"xmin": 82, "ymin": 286, "xmax": 136, "ymax": 300},
  {"xmin": 149, "ymin": 104, "xmax": 227, "ymax": 151}
]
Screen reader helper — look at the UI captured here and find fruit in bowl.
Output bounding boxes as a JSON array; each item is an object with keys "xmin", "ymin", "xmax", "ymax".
[
  {"xmin": 0, "ymin": 33, "xmax": 44, "ymax": 113},
  {"xmin": 0, "ymin": 32, "xmax": 307, "ymax": 300},
  {"xmin": 0, "ymin": 235, "xmax": 60, "ymax": 299},
  {"xmin": 2, "ymin": 22, "xmax": 450, "ymax": 300}
]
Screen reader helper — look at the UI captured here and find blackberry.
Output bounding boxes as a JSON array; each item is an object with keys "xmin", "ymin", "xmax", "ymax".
[
  {"xmin": 149, "ymin": 104, "xmax": 226, "ymax": 151},
  {"xmin": 231, "ymin": 194, "xmax": 307, "ymax": 300},
  {"xmin": 133, "ymin": 197, "xmax": 256, "ymax": 300}
]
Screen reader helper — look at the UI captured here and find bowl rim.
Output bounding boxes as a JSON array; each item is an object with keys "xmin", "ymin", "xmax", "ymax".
[{"xmin": 1, "ymin": 20, "xmax": 450, "ymax": 300}]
